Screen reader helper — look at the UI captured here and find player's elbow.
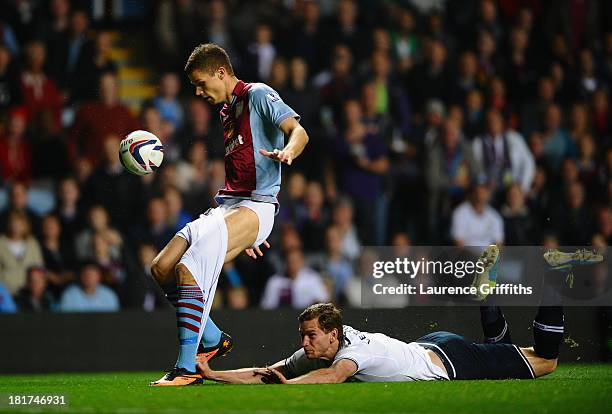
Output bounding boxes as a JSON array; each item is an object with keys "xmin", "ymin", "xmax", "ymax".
[
  {"xmin": 299, "ymin": 126, "xmax": 309, "ymax": 145},
  {"xmin": 329, "ymin": 369, "xmax": 348, "ymax": 383}
]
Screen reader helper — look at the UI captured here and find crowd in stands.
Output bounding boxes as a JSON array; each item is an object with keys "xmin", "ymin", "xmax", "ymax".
[{"xmin": 1, "ymin": 0, "xmax": 612, "ymax": 312}]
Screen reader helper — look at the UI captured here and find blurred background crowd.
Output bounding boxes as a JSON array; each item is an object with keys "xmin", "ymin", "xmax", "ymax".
[{"xmin": 1, "ymin": 0, "xmax": 612, "ymax": 313}]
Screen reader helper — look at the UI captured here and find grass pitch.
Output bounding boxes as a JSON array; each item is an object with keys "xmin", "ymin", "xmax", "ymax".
[{"xmin": 1, "ymin": 364, "xmax": 611, "ymax": 414}]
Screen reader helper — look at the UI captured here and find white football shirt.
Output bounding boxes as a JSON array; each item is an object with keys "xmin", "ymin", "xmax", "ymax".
[{"xmin": 284, "ymin": 325, "xmax": 449, "ymax": 382}]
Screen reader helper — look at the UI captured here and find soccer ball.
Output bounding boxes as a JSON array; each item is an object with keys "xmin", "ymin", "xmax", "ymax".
[{"xmin": 119, "ymin": 130, "xmax": 164, "ymax": 176}]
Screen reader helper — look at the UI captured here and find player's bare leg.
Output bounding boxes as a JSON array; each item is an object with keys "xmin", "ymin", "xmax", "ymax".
[
  {"xmin": 224, "ymin": 207, "xmax": 260, "ymax": 261},
  {"xmin": 519, "ymin": 347, "xmax": 557, "ymax": 377},
  {"xmin": 151, "ymin": 236, "xmax": 189, "ymax": 286},
  {"xmin": 149, "ymin": 230, "xmax": 237, "ymax": 386},
  {"xmin": 151, "ymin": 207, "xmax": 259, "ymax": 386}
]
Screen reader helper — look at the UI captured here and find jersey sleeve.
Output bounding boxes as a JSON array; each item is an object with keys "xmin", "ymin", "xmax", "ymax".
[
  {"xmin": 333, "ymin": 344, "xmax": 371, "ymax": 373},
  {"xmin": 250, "ymin": 84, "xmax": 300, "ymax": 128},
  {"xmin": 284, "ymin": 348, "xmax": 330, "ymax": 378}
]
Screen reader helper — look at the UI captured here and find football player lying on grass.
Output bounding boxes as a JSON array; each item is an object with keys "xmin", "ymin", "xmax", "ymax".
[{"xmin": 197, "ymin": 246, "xmax": 601, "ymax": 384}]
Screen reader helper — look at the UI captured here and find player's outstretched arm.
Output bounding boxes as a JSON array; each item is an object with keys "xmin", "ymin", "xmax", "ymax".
[
  {"xmin": 196, "ymin": 359, "xmax": 287, "ymax": 385},
  {"xmin": 259, "ymin": 117, "xmax": 309, "ymax": 165},
  {"xmin": 257, "ymin": 359, "xmax": 357, "ymax": 385}
]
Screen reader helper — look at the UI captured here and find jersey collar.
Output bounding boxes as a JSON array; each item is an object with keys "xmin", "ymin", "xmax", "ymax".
[{"xmin": 231, "ymin": 79, "xmax": 248, "ymax": 101}]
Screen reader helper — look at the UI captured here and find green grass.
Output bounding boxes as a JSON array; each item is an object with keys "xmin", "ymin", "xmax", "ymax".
[{"xmin": 1, "ymin": 365, "xmax": 611, "ymax": 414}]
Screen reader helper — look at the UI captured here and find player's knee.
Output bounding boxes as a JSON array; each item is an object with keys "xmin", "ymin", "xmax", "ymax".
[
  {"xmin": 545, "ymin": 359, "xmax": 558, "ymax": 374},
  {"xmin": 175, "ymin": 263, "xmax": 196, "ymax": 285},
  {"xmin": 151, "ymin": 256, "xmax": 169, "ymax": 284},
  {"xmin": 537, "ymin": 358, "xmax": 558, "ymax": 377}
]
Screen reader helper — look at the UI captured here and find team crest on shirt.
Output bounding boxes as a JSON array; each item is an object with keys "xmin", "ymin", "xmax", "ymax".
[
  {"xmin": 266, "ymin": 92, "xmax": 280, "ymax": 102},
  {"xmin": 235, "ymin": 101, "xmax": 244, "ymax": 118}
]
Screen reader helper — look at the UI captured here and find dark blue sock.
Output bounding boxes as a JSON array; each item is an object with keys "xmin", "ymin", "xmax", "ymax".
[
  {"xmin": 533, "ymin": 306, "xmax": 564, "ymax": 359},
  {"xmin": 480, "ymin": 306, "xmax": 512, "ymax": 344}
]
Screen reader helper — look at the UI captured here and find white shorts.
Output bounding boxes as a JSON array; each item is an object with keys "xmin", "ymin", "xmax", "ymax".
[{"xmin": 176, "ymin": 199, "xmax": 275, "ymax": 248}]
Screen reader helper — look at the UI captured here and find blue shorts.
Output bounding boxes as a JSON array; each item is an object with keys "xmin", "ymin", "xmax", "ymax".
[{"xmin": 415, "ymin": 331, "xmax": 535, "ymax": 380}]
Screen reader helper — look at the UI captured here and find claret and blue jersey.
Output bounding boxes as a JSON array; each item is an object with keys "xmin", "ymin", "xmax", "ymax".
[{"xmin": 216, "ymin": 80, "xmax": 300, "ymax": 208}]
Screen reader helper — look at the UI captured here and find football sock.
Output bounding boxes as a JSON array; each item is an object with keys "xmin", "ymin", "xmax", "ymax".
[
  {"xmin": 533, "ymin": 267, "xmax": 565, "ymax": 359},
  {"xmin": 175, "ymin": 284, "xmax": 204, "ymax": 372},
  {"xmin": 533, "ymin": 306, "xmax": 564, "ymax": 359},
  {"xmin": 162, "ymin": 282, "xmax": 221, "ymax": 349},
  {"xmin": 200, "ymin": 318, "xmax": 222, "ymax": 348},
  {"xmin": 480, "ymin": 305, "xmax": 512, "ymax": 343}
]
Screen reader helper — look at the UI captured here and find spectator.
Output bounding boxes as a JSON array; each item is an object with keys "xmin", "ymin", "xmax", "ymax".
[
  {"xmin": 245, "ymin": 23, "xmax": 277, "ymax": 82},
  {"xmin": 0, "ymin": 210, "xmax": 44, "ymax": 294},
  {"xmin": 75, "ymin": 205, "xmax": 123, "ymax": 262},
  {"xmin": 463, "ymin": 89, "xmax": 485, "ymax": 139},
  {"xmin": 46, "ymin": 9, "xmax": 94, "ymax": 95},
  {"xmin": 296, "ymin": 181, "xmax": 329, "ymax": 254},
  {"xmin": 520, "ymin": 77, "xmax": 557, "ymax": 137},
  {"xmin": 53, "ymin": 176, "xmax": 86, "ymax": 245},
  {"xmin": 576, "ymin": 134, "xmax": 599, "ymax": 198},
  {"xmin": 500, "ymin": 184, "xmax": 540, "ymax": 245},
  {"xmin": 322, "ymin": 226, "xmax": 353, "ymax": 303},
  {"xmin": 540, "ymin": 104, "xmax": 575, "ymax": 170},
  {"xmin": 333, "ymin": 99, "xmax": 389, "ymax": 244},
  {"xmin": 408, "ymin": 39, "xmax": 452, "ymax": 113},
  {"xmin": 450, "ymin": 182, "xmax": 504, "ymax": 246},
  {"xmin": 0, "ymin": 106, "xmax": 32, "ymax": 183},
  {"xmin": 504, "ymin": 27, "xmax": 535, "ymax": 106},
  {"xmin": 140, "ymin": 104, "xmax": 180, "ymax": 162},
  {"xmin": 325, "ymin": 0, "xmax": 365, "ymax": 61},
  {"xmin": 40, "ymin": 213, "xmax": 76, "ymax": 292},
  {"xmin": 390, "ymin": 7, "xmax": 421, "ymax": 74},
  {"xmin": 0, "ymin": 44, "xmax": 22, "ymax": 112},
  {"xmin": 475, "ymin": 29, "xmax": 501, "ymax": 82},
  {"xmin": 84, "ymin": 134, "xmax": 141, "ymax": 229},
  {"xmin": 0, "ymin": 282, "xmax": 17, "ymax": 313},
  {"xmin": 0, "ymin": 181, "xmax": 40, "ymax": 235},
  {"xmin": 139, "ymin": 197, "xmax": 174, "ymax": 251},
  {"xmin": 316, "ymin": 44, "xmax": 356, "ymax": 126},
  {"xmin": 15, "ymin": 267, "xmax": 55, "ymax": 312},
  {"xmin": 549, "ymin": 181, "xmax": 595, "ymax": 245},
  {"xmin": 284, "ymin": 0, "xmax": 324, "ymax": 73},
  {"xmin": 68, "ymin": 72, "xmax": 139, "ymax": 167},
  {"xmin": 59, "ymin": 263, "xmax": 120, "ymax": 312},
  {"xmin": 278, "ymin": 171, "xmax": 307, "ymax": 226},
  {"xmin": 426, "ymin": 117, "xmax": 477, "ymax": 239},
  {"xmin": 282, "ymin": 57, "xmax": 321, "ymax": 178},
  {"xmin": 71, "ymin": 30, "xmax": 118, "ymax": 101},
  {"xmin": 452, "ymin": 51, "xmax": 479, "ymax": 104},
  {"xmin": 91, "ymin": 232, "xmax": 125, "ymax": 288},
  {"xmin": 19, "ymin": 41, "xmax": 62, "ymax": 130},
  {"xmin": 569, "ymin": 103, "xmax": 592, "ymax": 143},
  {"xmin": 267, "ymin": 57, "xmax": 288, "ymax": 92},
  {"xmin": 260, "ymin": 248, "xmax": 329, "ymax": 309},
  {"xmin": 591, "ymin": 89, "xmax": 611, "ymax": 139},
  {"xmin": 164, "ymin": 186, "xmax": 192, "ymax": 232},
  {"xmin": 37, "ymin": 0, "xmax": 71, "ymax": 47},
  {"xmin": 151, "ymin": 72, "xmax": 184, "ymax": 130},
  {"xmin": 226, "ymin": 286, "xmax": 249, "ymax": 310},
  {"xmin": 123, "ymin": 242, "xmax": 167, "ymax": 310},
  {"xmin": 179, "ymin": 97, "xmax": 223, "ymax": 159},
  {"xmin": 366, "ymin": 51, "xmax": 411, "ymax": 137},
  {"xmin": 331, "ymin": 198, "xmax": 361, "ymax": 261},
  {"xmin": 31, "ymin": 108, "xmax": 70, "ymax": 180},
  {"xmin": 472, "ymin": 109, "xmax": 535, "ymax": 197}
]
